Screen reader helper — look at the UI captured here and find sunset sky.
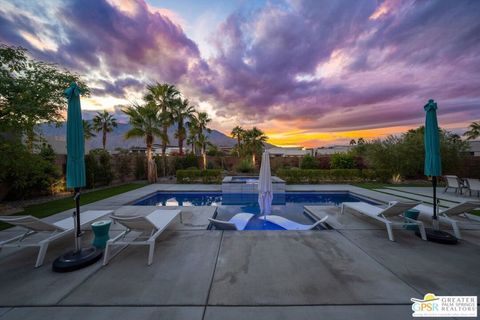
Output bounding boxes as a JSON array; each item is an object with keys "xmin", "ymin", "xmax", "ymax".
[{"xmin": 1, "ymin": 0, "xmax": 479, "ymax": 147}]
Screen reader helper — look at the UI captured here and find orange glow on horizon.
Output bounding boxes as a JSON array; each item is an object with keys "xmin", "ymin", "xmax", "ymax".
[{"xmin": 264, "ymin": 126, "xmax": 414, "ymax": 147}]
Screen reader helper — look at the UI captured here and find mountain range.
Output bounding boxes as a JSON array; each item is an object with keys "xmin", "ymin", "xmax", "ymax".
[{"xmin": 37, "ymin": 122, "xmax": 274, "ymax": 151}]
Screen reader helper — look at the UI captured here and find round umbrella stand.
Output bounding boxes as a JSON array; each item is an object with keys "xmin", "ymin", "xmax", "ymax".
[
  {"xmin": 52, "ymin": 247, "xmax": 102, "ymax": 272},
  {"xmin": 415, "ymin": 228, "xmax": 458, "ymax": 244}
]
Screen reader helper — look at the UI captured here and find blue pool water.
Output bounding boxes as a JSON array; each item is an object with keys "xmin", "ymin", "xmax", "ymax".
[{"xmin": 133, "ymin": 192, "xmax": 377, "ymax": 230}]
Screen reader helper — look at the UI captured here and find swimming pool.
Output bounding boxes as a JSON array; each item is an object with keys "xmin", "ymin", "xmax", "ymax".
[{"xmin": 133, "ymin": 192, "xmax": 377, "ymax": 230}]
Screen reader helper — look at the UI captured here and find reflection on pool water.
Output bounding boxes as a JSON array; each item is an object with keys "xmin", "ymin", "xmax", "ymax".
[{"xmin": 133, "ymin": 192, "xmax": 376, "ymax": 230}]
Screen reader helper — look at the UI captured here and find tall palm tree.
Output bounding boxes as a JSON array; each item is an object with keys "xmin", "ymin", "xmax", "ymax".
[
  {"xmin": 243, "ymin": 127, "xmax": 268, "ymax": 166},
  {"xmin": 464, "ymin": 121, "xmax": 480, "ymax": 140},
  {"xmin": 195, "ymin": 112, "xmax": 212, "ymax": 169},
  {"xmin": 144, "ymin": 83, "xmax": 179, "ymax": 175},
  {"xmin": 92, "ymin": 110, "xmax": 118, "ymax": 150},
  {"xmin": 83, "ymin": 120, "xmax": 96, "ymax": 141},
  {"xmin": 172, "ymin": 98, "xmax": 196, "ymax": 155},
  {"xmin": 186, "ymin": 113, "xmax": 199, "ymax": 155},
  {"xmin": 231, "ymin": 125, "xmax": 245, "ymax": 156},
  {"xmin": 122, "ymin": 102, "xmax": 162, "ymax": 183}
]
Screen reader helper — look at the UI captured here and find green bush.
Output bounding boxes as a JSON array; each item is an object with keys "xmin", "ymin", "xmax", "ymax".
[
  {"xmin": 174, "ymin": 154, "xmax": 199, "ymax": 171},
  {"xmin": 300, "ymin": 154, "xmax": 318, "ymax": 169},
  {"xmin": 115, "ymin": 149, "xmax": 132, "ymax": 182},
  {"xmin": 134, "ymin": 154, "xmax": 146, "ymax": 180},
  {"xmin": 277, "ymin": 168, "xmax": 389, "ymax": 184},
  {"xmin": 236, "ymin": 159, "xmax": 254, "ymax": 173},
  {"xmin": 330, "ymin": 153, "xmax": 357, "ymax": 169},
  {"xmin": 85, "ymin": 149, "xmax": 114, "ymax": 187},
  {"xmin": 176, "ymin": 169, "xmax": 222, "ymax": 184},
  {"xmin": 0, "ymin": 138, "xmax": 60, "ymax": 199}
]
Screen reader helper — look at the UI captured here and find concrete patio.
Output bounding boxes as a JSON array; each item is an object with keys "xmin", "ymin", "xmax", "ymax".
[{"xmin": 0, "ymin": 184, "xmax": 479, "ymax": 320}]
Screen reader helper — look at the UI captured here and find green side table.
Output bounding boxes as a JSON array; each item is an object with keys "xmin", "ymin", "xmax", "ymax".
[
  {"xmin": 91, "ymin": 220, "xmax": 112, "ymax": 249},
  {"xmin": 403, "ymin": 209, "xmax": 420, "ymax": 231}
]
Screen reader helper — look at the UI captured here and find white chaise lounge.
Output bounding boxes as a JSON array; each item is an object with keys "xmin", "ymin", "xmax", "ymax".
[
  {"xmin": 341, "ymin": 201, "xmax": 425, "ymax": 241},
  {"xmin": 414, "ymin": 201, "xmax": 480, "ymax": 239},
  {"xmin": 208, "ymin": 213, "xmax": 254, "ymax": 230},
  {"xmin": 0, "ymin": 210, "xmax": 112, "ymax": 267},
  {"xmin": 263, "ymin": 215, "xmax": 328, "ymax": 230},
  {"xmin": 444, "ymin": 175, "xmax": 465, "ymax": 194},
  {"xmin": 465, "ymin": 179, "xmax": 480, "ymax": 197},
  {"xmin": 103, "ymin": 209, "xmax": 181, "ymax": 266}
]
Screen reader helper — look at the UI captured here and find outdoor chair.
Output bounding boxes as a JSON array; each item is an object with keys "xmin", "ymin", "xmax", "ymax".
[
  {"xmin": 0, "ymin": 210, "xmax": 112, "ymax": 267},
  {"xmin": 443, "ymin": 175, "xmax": 466, "ymax": 194},
  {"xmin": 263, "ymin": 215, "xmax": 328, "ymax": 230},
  {"xmin": 103, "ymin": 209, "xmax": 181, "ymax": 266},
  {"xmin": 465, "ymin": 178, "xmax": 480, "ymax": 197},
  {"xmin": 341, "ymin": 201, "xmax": 425, "ymax": 241},
  {"xmin": 414, "ymin": 201, "xmax": 480, "ymax": 239},
  {"xmin": 208, "ymin": 213, "xmax": 254, "ymax": 230}
]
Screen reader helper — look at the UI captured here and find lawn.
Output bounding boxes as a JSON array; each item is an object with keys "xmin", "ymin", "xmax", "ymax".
[
  {"xmin": 353, "ymin": 181, "xmax": 432, "ymax": 190},
  {"xmin": 0, "ymin": 182, "xmax": 148, "ymax": 231}
]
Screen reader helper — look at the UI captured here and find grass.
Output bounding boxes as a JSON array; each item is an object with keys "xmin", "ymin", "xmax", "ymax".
[{"xmin": 0, "ymin": 182, "xmax": 148, "ymax": 231}]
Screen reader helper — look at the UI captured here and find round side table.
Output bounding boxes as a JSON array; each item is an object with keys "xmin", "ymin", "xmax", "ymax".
[{"xmin": 91, "ymin": 220, "xmax": 112, "ymax": 249}]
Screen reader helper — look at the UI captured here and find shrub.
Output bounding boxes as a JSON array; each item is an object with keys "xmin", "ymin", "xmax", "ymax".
[
  {"xmin": 134, "ymin": 153, "xmax": 146, "ymax": 180},
  {"xmin": 174, "ymin": 154, "xmax": 199, "ymax": 171},
  {"xmin": 236, "ymin": 159, "xmax": 254, "ymax": 173},
  {"xmin": 115, "ymin": 149, "xmax": 132, "ymax": 182},
  {"xmin": 0, "ymin": 138, "xmax": 60, "ymax": 199},
  {"xmin": 330, "ymin": 153, "xmax": 356, "ymax": 169},
  {"xmin": 86, "ymin": 149, "xmax": 114, "ymax": 187},
  {"xmin": 277, "ymin": 168, "xmax": 389, "ymax": 184},
  {"xmin": 300, "ymin": 154, "xmax": 318, "ymax": 169},
  {"xmin": 176, "ymin": 169, "xmax": 222, "ymax": 184}
]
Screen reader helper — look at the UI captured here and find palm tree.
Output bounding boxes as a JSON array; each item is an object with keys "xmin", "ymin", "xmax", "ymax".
[
  {"xmin": 195, "ymin": 112, "xmax": 212, "ymax": 169},
  {"xmin": 172, "ymin": 98, "xmax": 196, "ymax": 155},
  {"xmin": 231, "ymin": 126, "xmax": 245, "ymax": 156},
  {"xmin": 144, "ymin": 83, "xmax": 179, "ymax": 175},
  {"xmin": 83, "ymin": 120, "xmax": 96, "ymax": 141},
  {"xmin": 243, "ymin": 127, "xmax": 268, "ymax": 166},
  {"xmin": 122, "ymin": 102, "xmax": 162, "ymax": 183},
  {"xmin": 349, "ymin": 139, "xmax": 356, "ymax": 145},
  {"xmin": 186, "ymin": 112, "xmax": 199, "ymax": 154},
  {"xmin": 464, "ymin": 121, "xmax": 480, "ymax": 140},
  {"xmin": 92, "ymin": 110, "xmax": 118, "ymax": 150}
]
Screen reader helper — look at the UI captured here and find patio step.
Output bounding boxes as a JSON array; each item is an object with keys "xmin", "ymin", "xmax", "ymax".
[{"xmin": 374, "ymin": 189, "xmax": 458, "ymax": 208}]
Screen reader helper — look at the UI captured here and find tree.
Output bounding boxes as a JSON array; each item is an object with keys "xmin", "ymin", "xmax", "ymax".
[
  {"xmin": 144, "ymin": 83, "xmax": 179, "ymax": 175},
  {"xmin": 243, "ymin": 127, "xmax": 267, "ymax": 166},
  {"xmin": 195, "ymin": 112, "xmax": 212, "ymax": 169},
  {"xmin": 464, "ymin": 121, "xmax": 480, "ymax": 140},
  {"xmin": 231, "ymin": 126, "xmax": 246, "ymax": 156},
  {"xmin": 83, "ymin": 120, "xmax": 96, "ymax": 141},
  {"xmin": 0, "ymin": 44, "xmax": 89, "ymax": 147},
  {"xmin": 172, "ymin": 98, "xmax": 195, "ymax": 155},
  {"xmin": 186, "ymin": 113, "xmax": 199, "ymax": 155},
  {"xmin": 357, "ymin": 137, "xmax": 366, "ymax": 145},
  {"xmin": 123, "ymin": 102, "xmax": 162, "ymax": 183},
  {"xmin": 349, "ymin": 139, "xmax": 356, "ymax": 145},
  {"xmin": 92, "ymin": 110, "xmax": 117, "ymax": 150}
]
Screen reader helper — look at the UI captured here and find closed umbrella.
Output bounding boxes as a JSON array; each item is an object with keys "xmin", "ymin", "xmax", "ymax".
[
  {"xmin": 258, "ymin": 151, "xmax": 273, "ymax": 220},
  {"xmin": 421, "ymin": 99, "xmax": 457, "ymax": 244},
  {"xmin": 53, "ymin": 82, "xmax": 103, "ymax": 272}
]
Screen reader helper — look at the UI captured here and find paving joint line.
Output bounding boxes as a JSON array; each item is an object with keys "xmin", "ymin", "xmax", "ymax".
[{"xmin": 202, "ymin": 230, "xmax": 224, "ymax": 320}]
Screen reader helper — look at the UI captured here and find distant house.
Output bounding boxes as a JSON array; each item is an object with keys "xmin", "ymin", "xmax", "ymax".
[
  {"xmin": 315, "ymin": 145, "xmax": 352, "ymax": 155},
  {"xmin": 467, "ymin": 141, "xmax": 480, "ymax": 156},
  {"xmin": 267, "ymin": 147, "xmax": 312, "ymax": 157}
]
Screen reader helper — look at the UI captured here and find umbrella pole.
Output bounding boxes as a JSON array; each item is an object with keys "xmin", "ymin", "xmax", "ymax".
[
  {"xmin": 432, "ymin": 177, "xmax": 439, "ymax": 230},
  {"xmin": 74, "ymin": 188, "xmax": 81, "ymax": 252}
]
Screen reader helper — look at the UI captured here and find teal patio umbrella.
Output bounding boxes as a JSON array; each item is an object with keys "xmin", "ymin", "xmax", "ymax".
[
  {"xmin": 53, "ymin": 82, "xmax": 103, "ymax": 272},
  {"xmin": 424, "ymin": 99, "xmax": 442, "ymax": 223},
  {"xmin": 422, "ymin": 99, "xmax": 457, "ymax": 243}
]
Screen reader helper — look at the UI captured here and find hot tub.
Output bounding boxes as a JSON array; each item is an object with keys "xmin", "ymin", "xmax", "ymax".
[{"xmin": 222, "ymin": 176, "xmax": 286, "ymax": 193}]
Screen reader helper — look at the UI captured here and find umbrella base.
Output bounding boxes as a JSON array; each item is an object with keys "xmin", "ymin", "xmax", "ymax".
[
  {"xmin": 52, "ymin": 246, "xmax": 102, "ymax": 272},
  {"xmin": 416, "ymin": 228, "xmax": 458, "ymax": 244}
]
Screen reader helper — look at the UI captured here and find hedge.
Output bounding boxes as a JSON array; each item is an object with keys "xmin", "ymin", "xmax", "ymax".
[
  {"xmin": 176, "ymin": 169, "xmax": 222, "ymax": 184},
  {"xmin": 277, "ymin": 169, "xmax": 390, "ymax": 184}
]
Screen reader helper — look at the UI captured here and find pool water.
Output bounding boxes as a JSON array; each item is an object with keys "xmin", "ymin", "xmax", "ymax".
[{"xmin": 133, "ymin": 192, "xmax": 377, "ymax": 230}]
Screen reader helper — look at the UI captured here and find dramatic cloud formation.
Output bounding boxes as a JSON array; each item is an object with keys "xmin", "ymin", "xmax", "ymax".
[{"xmin": 1, "ymin": 0, "xmax": 479, "ymax": 146}]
